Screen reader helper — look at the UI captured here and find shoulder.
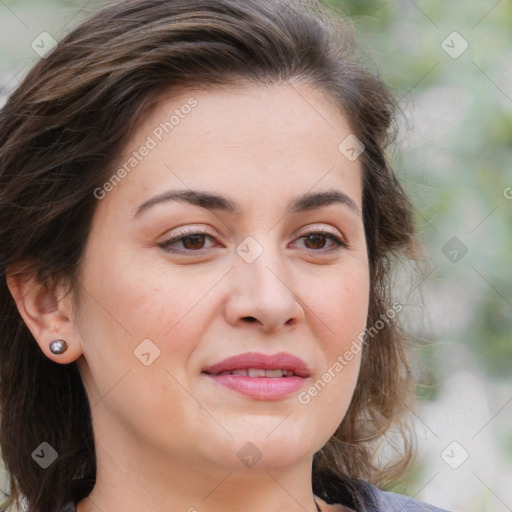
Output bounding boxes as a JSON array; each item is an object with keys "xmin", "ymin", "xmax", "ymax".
[
  {"xmin": 359, "ymin": 481, "xmax": 453, "ymax": 512},
  {"xmin": 313, "ymin": 471, "xmax": 453, "ymax": 512}
]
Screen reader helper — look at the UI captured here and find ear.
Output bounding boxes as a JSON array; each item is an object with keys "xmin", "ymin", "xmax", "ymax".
[{"xmin": 6, "ymin": 264, "xmax": 83, "ymax": 364}]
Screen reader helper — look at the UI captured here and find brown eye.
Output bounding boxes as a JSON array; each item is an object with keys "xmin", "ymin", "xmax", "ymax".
[
  {"xmin": 181, "ymin": 234, "xmax": 208, "ymax": 250},
  {"xmin": 159, "ymin": 231, "xmax": 217, "ymax": 253},
  {"xmin": 295, "ymin": 230, "xmax": 347, "ymax": 252},
  {"xmin": 303, "ymin": 233, "xmax": 329, "ymax": 250}
]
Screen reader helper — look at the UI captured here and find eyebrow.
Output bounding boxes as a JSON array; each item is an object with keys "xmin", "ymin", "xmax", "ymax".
[{"xmin": 133, "ymin": 188, "xmax": 360, "ymax": 219}]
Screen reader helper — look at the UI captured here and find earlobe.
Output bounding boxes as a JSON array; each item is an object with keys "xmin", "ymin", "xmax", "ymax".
[{"xmin": 6, "ymin": 266, "xmax": 83, "ymax": 364}]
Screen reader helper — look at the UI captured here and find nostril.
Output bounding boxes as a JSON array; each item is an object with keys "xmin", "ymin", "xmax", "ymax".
[{"xmin": 243, "ymin": 317, "xmax": 257, "ymax": 322}]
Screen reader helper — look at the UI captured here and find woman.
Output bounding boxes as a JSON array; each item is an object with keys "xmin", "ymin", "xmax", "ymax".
[{"xmin": 0, "ymin": 0, "xmax": 449, "ymax": 511}]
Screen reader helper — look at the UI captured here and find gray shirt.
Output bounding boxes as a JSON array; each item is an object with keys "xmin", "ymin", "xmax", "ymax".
[{"xmin": 58, "ymin": 481, "xmax": 452, "ymax": 512}]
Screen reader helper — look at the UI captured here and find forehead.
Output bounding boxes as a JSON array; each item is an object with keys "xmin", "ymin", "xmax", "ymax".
[
  {"xmin": 134, "ymin": 80, "xmax": 353, "ymax": 154},
  {"xmin": 97, "ymin": 81, "xmax": 363, "ymax": 219}
]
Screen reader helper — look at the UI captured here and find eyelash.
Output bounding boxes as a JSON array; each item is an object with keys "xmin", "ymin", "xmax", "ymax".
[{"xmin": 158, "ymin": 228, "xmax": 348, "ymax": 254}]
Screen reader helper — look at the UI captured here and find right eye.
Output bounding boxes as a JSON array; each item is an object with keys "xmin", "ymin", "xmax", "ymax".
[{"xmin": 158, "ymin": 229, "xmax": 219, "ymax": 254}]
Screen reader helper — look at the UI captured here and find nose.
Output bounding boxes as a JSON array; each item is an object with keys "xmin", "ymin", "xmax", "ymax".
[{"xmin": 224, "ymin": 241, "xmax": 306, "ymax": 334}]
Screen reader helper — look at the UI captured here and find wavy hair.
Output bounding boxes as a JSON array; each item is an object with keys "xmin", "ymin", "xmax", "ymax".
[{"xmin": 0, "ymin": 0, "xmax": 418, "ymax": 510}]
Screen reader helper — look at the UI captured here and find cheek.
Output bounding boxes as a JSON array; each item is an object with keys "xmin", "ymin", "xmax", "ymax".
[
  {"xmin": 306, "ymin": 264, "xmax": 370, "ymax": 344},
  {"xmin": 76, "ymin": 261, "xmax": 215, "ymax": 422},
  {"xmin": 82, "ymin": 246, "xmax": 217, "ymax": 337},
  {"xmin": 302, "ymin": 265, "xmax": 368, "ymax": 406}
]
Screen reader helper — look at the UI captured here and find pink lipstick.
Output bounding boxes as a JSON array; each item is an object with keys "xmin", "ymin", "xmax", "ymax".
[{"xmin": 202, "ymin": 352, "xmax": 310, "ymax": 400}]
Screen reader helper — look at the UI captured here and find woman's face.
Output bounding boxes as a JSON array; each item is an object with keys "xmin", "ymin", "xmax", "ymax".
[{"xmin": 72, "ymin": 82, "xmax": 369, "ymax": 474}]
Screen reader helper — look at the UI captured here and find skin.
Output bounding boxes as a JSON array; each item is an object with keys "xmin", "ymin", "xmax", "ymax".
[{"xmin": 8, "ymin": 81, "xmax": 369, "ymax": 512}]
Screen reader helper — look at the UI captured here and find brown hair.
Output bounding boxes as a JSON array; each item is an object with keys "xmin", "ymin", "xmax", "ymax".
[{"xmin": 0, "ymin": 0, "xmax": 417, "ymax": 510}]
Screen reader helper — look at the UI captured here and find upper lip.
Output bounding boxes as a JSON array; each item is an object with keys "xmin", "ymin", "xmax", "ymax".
[{"xmin": 203, "ymin": 351, "xmax": 310, "ymax": 378}]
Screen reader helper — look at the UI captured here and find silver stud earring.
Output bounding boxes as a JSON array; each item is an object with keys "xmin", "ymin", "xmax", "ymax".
[{"xmin": 49, "ymin": 339, "xmax": 68, "ymax": 354}]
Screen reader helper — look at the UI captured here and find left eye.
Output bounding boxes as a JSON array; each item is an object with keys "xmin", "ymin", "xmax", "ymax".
[
  {"xmin": 158, "ymin": 229, "xmax": 346, "ymax": 254},
  {"xmin": 295, "ymin": 231, "xmax": 347, "ymax": 251}
]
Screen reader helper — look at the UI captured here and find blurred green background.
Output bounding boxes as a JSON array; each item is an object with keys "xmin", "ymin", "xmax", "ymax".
[{"xmin": 0, "ymin": 1, "xmax": 511, "ymax": 511}]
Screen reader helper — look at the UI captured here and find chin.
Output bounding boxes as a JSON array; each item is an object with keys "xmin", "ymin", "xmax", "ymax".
[{"xmin": 201, "ymin": 425, "xmax": 320, "ymax": 472}]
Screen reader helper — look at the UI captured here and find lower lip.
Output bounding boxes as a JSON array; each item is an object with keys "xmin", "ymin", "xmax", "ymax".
[{"xmin": 204, "ymin": 373, "xmax": 307, "ymax": 400}]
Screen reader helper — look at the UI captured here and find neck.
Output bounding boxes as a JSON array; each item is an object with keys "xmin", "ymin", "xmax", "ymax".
[{"xmin": 77, "ymin": 433, "xmax": 321, "ymax": 512}]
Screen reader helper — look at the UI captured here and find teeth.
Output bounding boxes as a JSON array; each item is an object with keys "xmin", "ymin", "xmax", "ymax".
[
  {"xmin": 265, "ymin": 369, "xmax": 285, "ymax": 377},
  {"xmin": 248, "ymin": 368, "xmax": 267, "ymax": 377},
  {"xmin": 216, "ymin": 368, "xmax": 295, "ymax": 377}
]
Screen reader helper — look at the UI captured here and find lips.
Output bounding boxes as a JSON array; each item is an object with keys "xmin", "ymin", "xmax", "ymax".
[
  {"xmin": 202, "ymin": 351, "xmax": 310, "ymax": 378},
  {"xmin": 202, "ymin": 351, "xmax": 310, "ymax": 400}
]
